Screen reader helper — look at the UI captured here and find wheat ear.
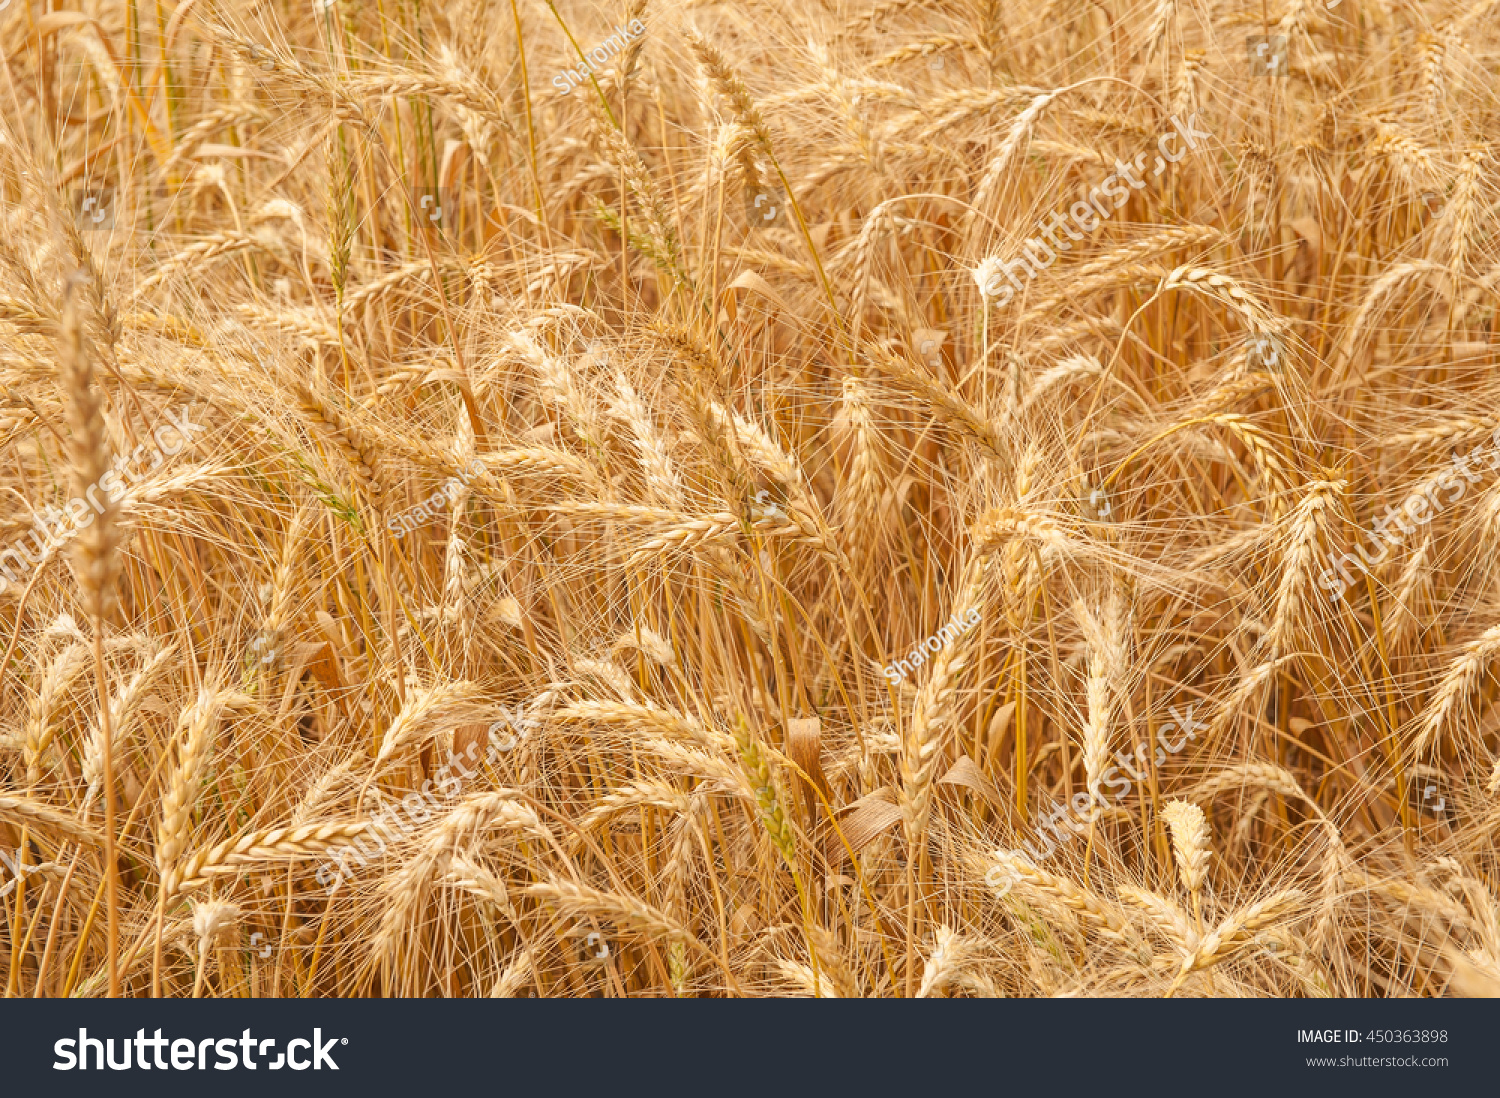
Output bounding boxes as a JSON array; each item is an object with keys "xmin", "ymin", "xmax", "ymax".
[
  {"xmin": 23, "ymin": 642, "xmax": 89, "ymax": 785},
  {"xmin": 374, "ymin": 681, "xmax": 487, "ymax": 764},
  {"xmin": 985, "ymin": 851, "xmax": 1142, "ymax": 953},
  {"xmin": 58, "ymin": 272, "xmax": 123, "ymax": 996},
  {"xmin": 901, "ymin": 555, "xmax": 990, "ymax": 846},
  {"xmin": 157, "ymin": 689, "xmax": 252, "ymax": 880},
  {"xmin": 82, "ymin": 642, "xmax": 176, "ymax": 807},
  {"xmin": 164, "ymin": 821, "xmax": 373, "ymax": 897},
  {"xmin": 1411, "ymin": 622, "xmax": 1500, "ymax": 759},
  {"xmin": 1168, "ymin": 890, "xmax": 1305, "ymax": 993},
  {"xmin": 1161, "ymin": 800, "xmax": 1212, "ymax": 927},
  {"xmin": 733, "ymin": 714, "xmax": 798, "ymax": 868},
  {"xmin": 0, "ymin": 792, "xmax": 104, "ymax": 849}
]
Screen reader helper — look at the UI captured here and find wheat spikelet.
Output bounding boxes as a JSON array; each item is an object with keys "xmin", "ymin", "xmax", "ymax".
[
  {"xmin": 130, "ymin": 233, "xmax": 263, "ymax": 302},
  {"xmin": 705, "ymin": 401, "xmax": 802, "ymax": 488},
  {"xmin": 634, "ymin": 736, "xmax": 750, "ymax": 793},
  {"xmin": 1200, "ymin": 658, "xmax": 1286, "ymax": 748},
  {"xmin": 190, "ymin": 899, "xmax": 240, "ymax": 983},
  {"xmin": 1142, "ymin": 0, "xmax": 1176, "ymax": 59},
  {"xmin": 1018, "ymin": 228, "xmax": 1223, "ymax": 325},
  {"xmin": 1335, "ymin": 261, "xmax": 1444, "ymax": 370},
  {"xmin": 551, "ymin": 699, "xmax": 719, "ymax": 745},
  {"xmin": 775, "ymin": 959, "xmax": 842, "ymax": 997},
  {"xmin": 1382, "ymin": 533, "xmax": 1433, "ymax": 645},
  {"xmin": 22, "ymin": 642, "xmax": 89, "ymax": 785},
  {"xmin": 579, "ymin": 780, "xmax": 693, "ymax": 834},
  {"xmin": 81, "ymin": 644, "xmax": 176, "ymax": 804},
  {"xmin": 871, "ymin": 35, "xmax": 973, "ymax": 71},
  {"xmin": 581, "ymin": 96, "xmax": 685, "ymax": 282},
  {"xmin": 524, "ymin": 877, "xmax": 699, "ymax": 947},
  {"xmin": 298, "ymin": 385, "xmax": 387, "ymax": 512},
  {"xmin": 375, "ymin": 682, "xmax": 487, "ymax": 764},
  {"xmin": 913, "ymin": 86, "xmax": 1051, "ymax": 141},
  {"xmin": 164, "ymin": 821, "xmax": 372, "ymax": 896},
  {"xmin": 900, "ymin": 555, "xmax": 990, "ymax": 845},
  {"xmin": 986, "ymin": 851, "xmax": 1143, "ymax": 953},
  {"xmin": 235, "ymin": 301, "xmax": 339, "ymax": 350},
  {"xmin": 1161, "ymin": 800, "xmax": 1211, "ymax": 921},
  {"xmin": 836, "ymin": 374, "xmax": 886, "ymax": 530},
  {"xmin": 847, "ymin": 199, "xmax": 901, "ymax": 335},
  {"xmin": 1276, "ymin": 0, "xmax": 1314, "ymax": 41},
  {"xmin": 157, "ymin": 688, "xmax": 252, "ymax": 876},
  {"xmin": 1263, "ymin": 477, "xmax": 1343, "ymax": 655},
  {"xmin": 971, "ymin": 504, "xmax": 1075, "ymax": 559},
  {"xmin": 1348, "ymin": 867, "xmax": 1477, "ymax": 929},
  {"xmin": 444, "ymin": 852, "xmax": 522, "ymax": 912},
  {"xmin": 338, "ymin": 260, "xmax": 449, "ymax": 313},
  {"xmin": 1020, "ymin": 262, "xmax": 1171, "ymax": 322},
  {"xmin": 1190, "ymin": 761, "xmax": 1317, "ymax": 807},
  {"xmin": 1161, "ymin": 266, "xmax": 1277, "ymax": 331},
  {"xmin": 348, "ymin": 71, "xmax": 516, "ymax": 139},
  {"xmin": 1411, "ymin": 622, "xmax": 1500, "ymax": 758},
  {"xmin": 255, "ymin": 508, "xmax": 306, "ymax": 668},
  {"xmin": 1420, "ymin": 32, "xmax": 1449, "ymax": 119},
  {"xmin": 660, "ymin": 793, "xmax": 707, "ymax": 958},
  {"xmin": 159, "ymin": 106, "xmax": 268, "ymax": 177},
  {"xmin": 1117, "ymin": 885, "xmax": 1195, "ymax": 955},
  {"xmin": 1370, "ymin": 127, "xmax": 1439, "ymax": 187},
  {"xmin": 867, "ymin": 345, "xmax": 1008, "ymax": 461},
  {"xmin": 1075, "ymin": 588, "xmax": 1128, "ymax": 808},
  {"xmin": 1384, "ymin": 416, "xmax": 1496, "ymax": 451},
  {"xmin": 684, "ymin": 29, "xmax": 774, "ymax": 155},
  {"xmin": 624, "ymin": 514, "xmax": 742, "ymax": 568},
  {"xmin": 970, "ymin": 89, "xmax": 1066, "ymax": 222},
  {"xmin": 489, "ymin": 953, "xmax": 534, "ymax": 998},
  {"xmin": 733, "ymin": 715, "xmax": 797, "ymax": 868},
  {"xmin": 609, "ymin": 371, "xmax": 683, "ymax": 504},
  {"xmin": 1441, "ymin": 146, "xmax": 1486, "ymax": 280},
  {"xmin": 372, "ymin": 793, "xmax": 544, "ymax": 988},
  {"xmin": 917, "ymin": 925, "xmax": 976, "ymax": 997},
  {"xmin": 1187, "ymin": 760, "xmax": 1346, "ymax": 946},
  {"xmin": 1171, "ymin": 890, "xmax": 1305, "ymax": 989},
  {"xmin": 1015, "ymin": 354, "xmax": 1105, "ymax": 421},
  {"xmin": 0, "ymin": 792, "xmax": 104, "ymax": 849},
  {"xmin": 0, "ymin": 296, "xmax": 57, "ymax": 338},
  {"xmin": 291, "ymin": 755, "xmax": 364, "ymax": 827},
  {"xmin": 611, "ymin": 624, "xmax": 676, "ymax": 667},
  {"xmin": 57, "ymin": 276, "xmax": 121, "ymax": 621}
]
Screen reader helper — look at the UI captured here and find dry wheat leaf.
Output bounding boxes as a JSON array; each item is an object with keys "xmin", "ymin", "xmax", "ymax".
[
  {"xmin": 828, "ymin": 789, "xmax": 903, "ymax": 862},
  {"xmin": 938, "ymin": 755, "xmax": 1004, "ymax": 810}
]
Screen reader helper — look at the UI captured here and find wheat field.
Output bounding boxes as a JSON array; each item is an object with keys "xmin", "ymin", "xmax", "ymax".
[{"xmin": 0, "ymin": 0, "xmax": 1497, "ymax": 999}]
